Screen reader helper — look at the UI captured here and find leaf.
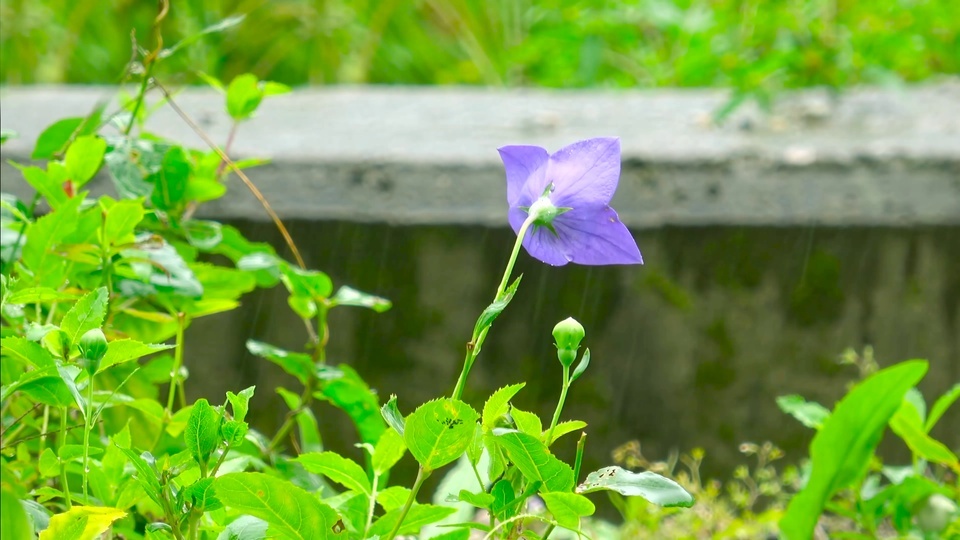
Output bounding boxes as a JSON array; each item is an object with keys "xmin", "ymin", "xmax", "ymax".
[
  {"xmin": 511, "ymin": 408, "xmax": 542, "ymax": 436},
  {"xmin": 330, "ymin": 285, "xmax": 391, "ymax": 312},
  {"xmin": 149, "ymin": 146, "xmax": 190, "ymax": 211},
  {"xmin": 226, "ymin": 74, "xmax": 264, "ymax": 120},
  {"xmin": 276, "ymin": 387, "xmax": 323, "ymax": 453},
  {"xmin": 405, "ymin": 399, "xmax": 480, "ymax": 471},
  {"xmin": 39, "ymin": 506, "xmax": 126, "ymax": 540},
  {"xmin": 381, "ymin": 395, "xmax": 405, "ymax": 437},
  {"xmin": 279, "ymin": 264, "xmax": 333, "ymax": 300},
  {"xmin": 0, "ymin": 336, "xmax": 56, "ymax": 368},
  {"xmin": 161, "ymin": 14, "xmax": 246, "ymax": 58},
  {"xmin": 60, "ymin": 287, "xmax": 109, "ymax": 347},
  {"xmin": 22, "ymin": 196, "xmax": 81, "ymax": 287},
  {"xmin": 541, "ymin": 492, "xmax": 595, "ymax": 530},
  {"xmin": 226, "ymin": 386, "xmax": 255, "ymax": 423},
  {"xmin": 780, "ymin": 360, "xmax": 929, "ymax": 540},
  {"xmin": 104, "ymin": 143, "xmax": 152, "ymax": 199},
  {"xmin": 570, "ymin": 348, "xmax": 590, "ymax": 382},
  {"xmin": 214, "ymin": 472, "xmax": 343, "ymax": 540},
  {"xmin": 777, "ymin": 394, "xmax": 831, "ymax": 430},
  {"xmin": 102, "ymin": 199, "xmax": 145, "ymax": 246},
  {"xmin": 217, "ymin": 516, "xmax": 269, "ymax": 540},
  {"xmin": 117, "ymin": 449, "xmax": 164, "ymax": 507},
  {"xmin": 368, "ymin": 504, "xmax": 457, "ymax": 537},
  {"xmin": 482, "ymin": 383, "xmax": 525, "ymax": 430},
  {"xmin": 473, "ymin": 276, "xmax": 521, "ymax": 338},
  {"xmin": 493, "ymin": 430, "xmax": 574, "ymax": 493},
  {"xmin": 118, "ymin": 234, "xmax": 203, "ymax": 298},
  {"xmin": 0, "ymin": 488, "xmax": 31, "ymax": 540},
  {"xmin": 926, "ymin": 383, "xmax": 960, "ymax": 433},
  {"xmin": 65, "ymin": 135, "xmax": 107, "ymax": 186},
  {"xmin": 185, "ymin": 399, "xmax": 221, "ymax": 469},
  {"xmin": 246, "ymin": 340, "xmax": 313, "ymax": 385},
  {"xmin": 8, "ymin": 162, "xmax": 67, "ymax": 208},
  {"xmin": 184, "ymin": 220, "xmax": 223, "ymax": 250},
  {"xmin": 376, "ymin": 486, "xmax": 411, "ymax": 512},
  {"xmin": 372, "ymin": 428, "xmax": 407, "ymax": 475},
  {"xmin": 296, "ymin": 452, "xmax": 371, "ymax": 495},
  {"xmin": 6, "ymin": 287, "xmax": 79, "ymax": 305},
  {"xmin": 184, "ymin": 477, "xmax": 222, "ymax": 512},
  {"xmin": 543, "ymin": 420, "xmax": 587, "ymax": 443},
  {"xmin": 576, "ymin": 466, "xmax": 694, "ymax": 507},
  {"xmin": 890, "ymin": 399, "xmax": 959, "ymax": 470},
  {"xmin": 33, "ymin": 117, "xmax": 84, "ymax": 159},
  {"xmin": 319, "ymin": 364, "xmax": 385, "ymax": 445},
  {"xmin": 97, "ymin": 339, "xmax": 173, "ymax": 373}
]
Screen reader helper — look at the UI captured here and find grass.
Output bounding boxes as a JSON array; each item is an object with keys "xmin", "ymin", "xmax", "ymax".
[{"xmin": 1, "ymin": 0, "xmax": 957, "ymax": 96}]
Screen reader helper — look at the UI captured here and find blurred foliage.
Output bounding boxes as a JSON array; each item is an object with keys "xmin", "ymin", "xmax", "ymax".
[{"xmin": 1, "ymin": 0, "xmax": 958, "ymax": 97}]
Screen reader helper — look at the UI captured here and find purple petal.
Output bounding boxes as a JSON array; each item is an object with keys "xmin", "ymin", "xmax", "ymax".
[
  {"xmin": 553, "ymin": 206, "xmax": 642, "ymax": 265},
  {"xmin": 498, "ymin": 145, "xmax": 549, "ymax": 207},
  {"xmin": 546, "ymin": 137, "xmax": 621, "ymax": 209}
]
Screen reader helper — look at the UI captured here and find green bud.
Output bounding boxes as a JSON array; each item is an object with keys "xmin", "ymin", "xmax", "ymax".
[
  {"xmin": 78, "ymin": 328, "xmax": 108, "ymax": 374},
  {"xmin": 553, "ymin": 317, "xmax": 585, "ymax": 368}
]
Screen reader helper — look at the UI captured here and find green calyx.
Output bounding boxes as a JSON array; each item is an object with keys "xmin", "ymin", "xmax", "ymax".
[
  {"xmin": 522, "ymin": 194, "xmax": 571, "ymax": 237},
  {"xmin": 553, "ymin": 317, "xmax": 585, "ymax": 368}
]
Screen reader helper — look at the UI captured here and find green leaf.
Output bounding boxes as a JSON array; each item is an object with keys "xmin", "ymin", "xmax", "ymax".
[
  {"xmin": 226, "ymin": 386, "xmax": 255, "ymax": 423},
  {"xmin": 330, "ymin": 285, "xmax": 391, "ymax": 312},
  {"xmin": 39, "ymin": 506, "xmax": 126, "ymax": 540},
  {"xmin": 217, "ymin": 516, "xmax": 268, "ymax": 540},
  {"xmin": 226, "ymin": 74, "xmax": 264, "ymax": 120},
  {"xmin": 890, "ymin": 399, "xmax": 959, "ymax": 469},
  {"xmin": 33, "ymin": 117, "xmax": 84, "ymax": 159},
  {"xmin": 296, "ymin": 452, "xmax": 371, "ymax": 495},
  {"xmin": 214, "ymin": 472, "xmax": 343, "ymax": 540},
  {"xmin": 161, "ymin": 14, "xmax": 246, "ymax": 58},
  {"xmin": 97, "ymin": 339, "xmax": 173, "ymax": 373},
  {"xmin": 541, "ymin": 492, "xmax": 595, "ymax": 530},
  {"xmin": 780, "ymin": 360, "xmax": 929, "ymax": 540},
  {"xmin": 376, "ymin": 486, "xmax": 411, "ymax": 512},
  {"xmin": 570, "ymin": 348, "xmax": 590, "ymax": 383},
  {"xmin": 405, "ymin": 399, "xmax": 480, "ymax": 471},
  {"xmin": 576, "ymin": 466, "xmax": 693, "ymax": 507},
  {"xmin": 102, "ymin": 199, "xmax": 145, "ymax": 246},
  {"xmin": 64, "ymin": 135, "xmax": 107, "ymax": 186},
  {"xmin": 60, "ymin": 287, "xmax": 108, "ymax": 348},
  {"xmin": 777, "ymin": 394, "xmax": 831, "ymax": 430},
  {"xmin": 368, "ymin": 504, "xmax": 457, "ymax": 537},
  {"xmin": 926, "ymin": 383, "xmax": 960, "ymax": 433},
  {"xmin": 6, "ymin": 286, "xmax": 79, "ymax": 305},
  {"xmin": 493, "ymin": 430, "xmax": 574, "ymax": 493},
  {"xmin": 372, "ymin": 427, "xmax": 407, "ymax": 475},
  {"xmin": 246, "ymin": 340, "xmax": 313, "ymax": 385},
  {"xmin": 473, "ymin": 276, "xmax": 521, "ymax": 339},
  {"xmin": 184, "ymin": 477, "xmax": 222, "ymax": 512},
  {"xmin": 118, "ymin": 234, "xmax": 203, "ymax": 297},
  {"xmin": 22, "ymin": 196, "xmax": 81, "ymax": 287},
  {"xmin": 0, "ymin": 336, "xmax": 56, "ymax": 368},
  {"xmin": 185, "ymin": 399, "xmax": 221, "ymax": 469},
  {"xmin": 104, "ymin": 143, "xmax": 153, "ymax": 199},
  {"xmin": 319, "ymin": 364, "xmax": 385, "ymax": 445},
  {"xmin": 457, "ymin": 489, "xmax": 495, "ymax": 509},
  {"xmin": 543, "ymin": 420, "xmax": 587, "ymax": 443},
  {"xmin": 482, "ymin": 383, "xmax": 525, "ymax": 431},
  {"xmin": 511, "ymin": 408, "xmax": 542, "ymax": 436},
  {"xmin": 381, "ymin": 395, "xmax": 405, "ymax": 437},
  {"xmin": 276, "ymin": 387, "xmax": 323, "ymax": 453},
  {"xmin": 118, "ymin": 448, "xmax": 164, "ymax": 508},
  {"xmin": 149, "ymin": 146, "xmax": 190, "ymax": 211},
  {"xmin": 8, "ymin": 162, "xmax": 68, "ymax": 208},
  {"xmin": 184, "ymin": 220, "xmax": 223, "ymax": 250},
  {"xmin": 39, "ymin": 447, "xmax": 60, "ymax": 477},
  {"xmin": 279, "ymin": 265, "xmax": 333, "ymax": 300},
  {"xmin": 0, "ymin": 488, "xmax": 31, "ymax": 540}
]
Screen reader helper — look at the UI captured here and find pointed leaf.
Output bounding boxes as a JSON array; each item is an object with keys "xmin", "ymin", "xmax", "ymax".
[
  {"xmin": 185, "ymin": 399, "xmax": 221, "ymax": 468},
  {"xmin": 542, "ymin": 492, "xmax": 595, "ymax": 530},
  {"xmin": 482, "ymin": 383, "xmax": 525, "ymax": 431},
  {"xmin": 777, "ymin": 394, "xmax": 831, "ymax": 430},
  {"xmin": 494, "ymin": 430, "xmax": 573, "ymax": 493},
  {"xmin": 296, "ymin": 452, "xmax": 371, "ymax": 495},
  {"xmin": 576, "ymin": 466, "xmax": 693, "ymax": 507},
  {"xmin": 39, "ymin": 506, "xmax": 126, "ymax": 540},
  {"xmin": 405, "ymin": 399, "xmax": 479, "ymax": 471},
  {"xmin": 368, "ymin": 504, "xmax": 456, "ymax": 537},
  {"xmin": 926, "ymin": 383, "xmax": 960, "ymax": 433},
  {"xmin": 60, "ymin": 287, "xmax": 109, "ymax": 347}
]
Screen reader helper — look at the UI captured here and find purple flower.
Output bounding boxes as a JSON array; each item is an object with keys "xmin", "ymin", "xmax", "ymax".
[{"xmin": 498, "ymin": 137, "xmax": 643, "ymax": 266}]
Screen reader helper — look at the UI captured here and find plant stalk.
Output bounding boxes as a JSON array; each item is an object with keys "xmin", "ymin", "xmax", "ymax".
[
  {"xmin": 384, "ymin": 466, "xmax": 429, "ymax": 540},
  {"xmin": 545, "ymin": 365, "xmax": 570, "ymax": 446},
  {"xmin": 165, "ymin": 312, "xmax": 187, "ymax": 415}
]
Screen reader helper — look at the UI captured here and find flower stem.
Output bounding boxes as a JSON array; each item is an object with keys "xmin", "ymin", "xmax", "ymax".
[
  {"xmin": 59, "ymin": 407, "xmax": 72, "ymax": 509},
  {"xmin": 545, "ymin": 365, "xmax": 570, "ymax": 446},
  {"xmin": 165, "ymin": 313, "xmax": 187, "ymax": 415},
  {"xmin": 451, "ymin": 216, "xmax": 535, "ymax": 400},
  {"xmin": 384, "ymin": 466, "xmax": 429, "ymax": 540},
  {"xmin": 82, "ymin": 374, "xmax": 94, "ymax": 501}
]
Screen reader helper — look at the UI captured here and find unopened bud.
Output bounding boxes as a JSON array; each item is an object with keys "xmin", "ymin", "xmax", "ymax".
[
  {"xmin": 553, "ymin": 317, "xmax": 585, "ymax": 368},
  {"xmin": 78, "ymin": 328, "xmax": 108, "ymax": 374}
]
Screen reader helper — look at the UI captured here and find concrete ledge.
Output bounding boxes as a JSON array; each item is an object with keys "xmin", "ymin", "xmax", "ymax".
[{"xmin": 2, "ymin": 84, "xmax": 959, "ymax": 226}]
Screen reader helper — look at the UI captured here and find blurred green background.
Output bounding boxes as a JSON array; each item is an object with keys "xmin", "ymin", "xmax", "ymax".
[{"xmin": 1, "ymin": 0, "xmax": 958, "ymax": 94}]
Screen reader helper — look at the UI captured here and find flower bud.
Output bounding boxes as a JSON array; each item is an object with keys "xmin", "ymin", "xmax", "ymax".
[
  {"xmin": 78, "ymin": 328, "xmax": 108, "ymax": 374},
  {"xmin": 553, "ymin": 317, "xmax": 585, "ymax": 368}
]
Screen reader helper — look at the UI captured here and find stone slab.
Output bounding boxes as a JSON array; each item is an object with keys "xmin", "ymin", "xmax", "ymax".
[{"xmin": 2, "ymin": 84, "xmax": 959, "ymax": 226}]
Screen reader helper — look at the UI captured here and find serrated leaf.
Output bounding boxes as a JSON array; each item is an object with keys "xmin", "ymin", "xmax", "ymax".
[
  {"xmin": 780, "ymin": 360, "xmax": 929, "ymax": 540},
  {"xmin": 184, "ymin": 477, "xmax": 222, "ymax": 512},
  {"xmin": 494, "ymin": 430, "xmax": 573, "ymax": 493},
  {"xmin": 185, "ymin": 399, "xmax": 221, "ymax": 469},
  {"xmin": 777, "ymin": 394, "xmax": 831, "ymax": 430},
  {"xmin": 59, "ymin": 287, "xmax": 109, "ymax": 349},
  {"xmin": 102, "ymin": 199, "xmax": 144, "ymax": 246},
  {"xmin": 576, "ymin": 466, "xmax": 693, "ymax": 507},
  {"xmin": 473, "ymin": 276, "xmax": 521, "ymax": 338},
  {"xmin": 96, "ymin": 339, "xmax": 172, "ymax": 373},
  {"xmin": 214, "ymin": 472, "xmax": 343, "ymax": 540},
  {"xmin": 511, "ymin": 409, "xmax": 542, "ymax": 436},
  {"xmin": 297, "ymin": 452, "xmax": 371, "ymax": 495},
  {"xmin": 5, "ymin": 287, "xmax": 80, "ymax": 305},
  {"xmin": 541, "ymin": 492, "xmax": 595, "ymax": 530},
  {"xmin": 543, "ymin": 420, "xmax": 587, "ymax": 443},
  {"xmin": 368, "ymin": 504, "xmax": 457, "ymax": 537},
  {"xmin": 0, "ymin": 336, "xmax": 56, "ymax": 368},
  {"xmin": 372, "ymin": 428, "xmax": 406, "ymax": 475},
  {"xmin": 39, "ymin": 506, "xmax": 126, "ymax": 540},
  {"xmin": 22, "ymin": 196, "xmax": 81, "ymax": 287},
  {"xmin": 482, "ymin": 383, "xmax": 524, "ymax": 431},
  {"xmin": 405, "ymin": 399, "xmax": 479, "ymax": 471},
  {"xmin": 8, "ymin": 162, "xmax": 67, "ymax": 207}
]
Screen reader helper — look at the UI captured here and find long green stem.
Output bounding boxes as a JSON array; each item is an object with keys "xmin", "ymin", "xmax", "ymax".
[
  {"xmin": 363, "ymin": 472, "xmax": 380, "ymax": 539},
  {"xmin": 165, "ymin": 313, "xmax": 187, "ymax": 415},
  {"xmin": 451, "ymin": 216, "xmax": 535, "ymax": 400},
  {"xmin": 545, "ymin": 366, "xmax": 570, "ymax": 446},
  {"xmin": 81, "ymin": 375, "xmax": 94, "ymax": 501},
  {"xmin": 384, "ymin": 466, "xmax": 429, "ymax": 540},
  {"xmin": 59, "ymin": 408, "xmax": 72, "ymax": 509}
]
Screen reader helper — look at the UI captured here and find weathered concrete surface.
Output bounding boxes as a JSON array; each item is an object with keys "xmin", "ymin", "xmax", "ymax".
[{"xmin": 2, "ymin": 84, "xmax": 959, "ymax": 226}]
